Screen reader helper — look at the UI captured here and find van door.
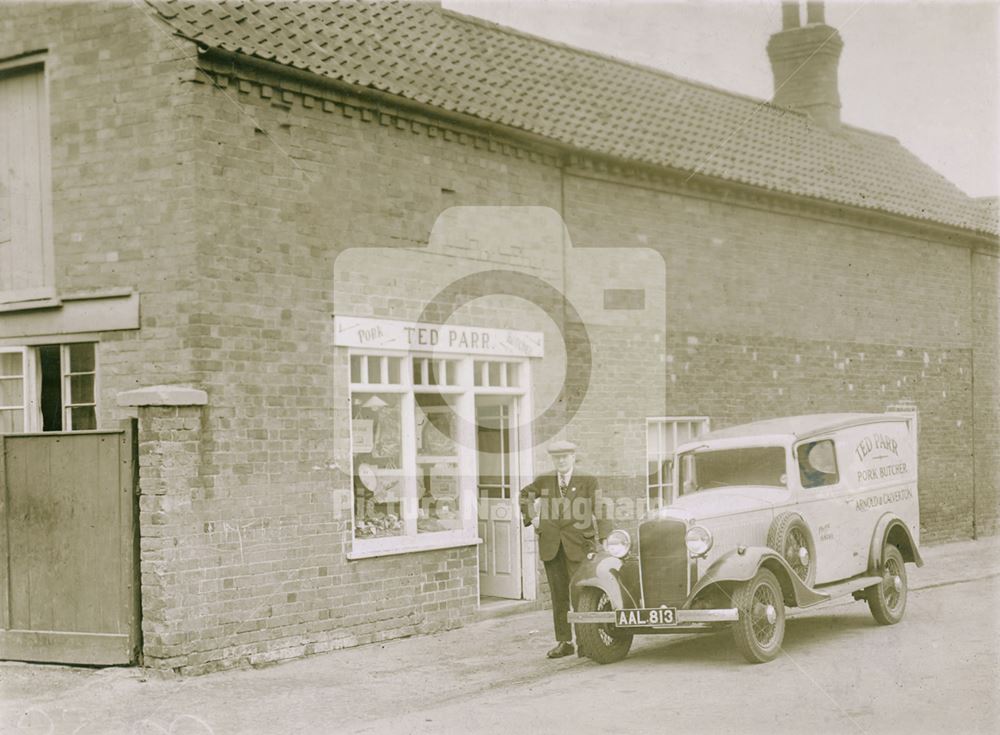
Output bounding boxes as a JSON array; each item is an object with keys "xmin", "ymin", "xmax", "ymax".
[{"xmin": 791, "ymin": 435, "xmax": 860, "ymax": 584}]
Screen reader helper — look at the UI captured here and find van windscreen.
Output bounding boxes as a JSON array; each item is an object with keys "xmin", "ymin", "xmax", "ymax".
[{"xmin": 680, "ymin": 447, "xmax": 787, "ymax": 493}]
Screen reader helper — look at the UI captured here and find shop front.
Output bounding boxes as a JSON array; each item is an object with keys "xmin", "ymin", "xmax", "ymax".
[{"xmin": 334, "ymin": 315, "xmax": 545, "ymax": 602}]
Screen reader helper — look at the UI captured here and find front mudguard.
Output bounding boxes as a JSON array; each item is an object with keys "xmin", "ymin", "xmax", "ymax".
[
  {"xmin": 687, "ymin": 547, "xmax": 827, "ymax": 609},
  {"xmin": 571, "ymin": 551, "xmax": 641, "ymax": 610}
]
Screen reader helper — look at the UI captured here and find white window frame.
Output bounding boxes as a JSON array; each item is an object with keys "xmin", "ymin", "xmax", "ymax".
[
  {"xmin": 646, "ymin": 416, "xmax": 710, "ymax": 511},
  {"xmin": 347, "ymin": 349, "xmax": 530, "ymax": 559},
  {"xmin": 61, "ymin": 343, "xmax": 99, "ymax": 430},
  {"xmin": 0, "ymin": 53, "xmax": 56, "ymax": 305},
  {"xmin": 0, "ymin": 346, "xmax": 36, "ymax": 432},
  {"xmin": 0, "ymin": 342, "xmax": 98, "ymax": 433}
]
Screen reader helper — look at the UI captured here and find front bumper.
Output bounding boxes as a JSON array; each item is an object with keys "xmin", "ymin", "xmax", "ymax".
[{"xmin": 568, "ymin": 608, "xmax": 739, "ymax": 625}]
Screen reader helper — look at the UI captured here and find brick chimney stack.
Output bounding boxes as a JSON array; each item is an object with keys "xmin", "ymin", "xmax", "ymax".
[{"xmin": 767, "ymin": 1, "xmax": 844, "ymax": 129}]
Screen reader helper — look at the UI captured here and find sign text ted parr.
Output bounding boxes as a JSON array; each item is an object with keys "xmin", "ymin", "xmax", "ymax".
[{"xmin": 404, "ymin": 326, "xmax": 493, "ymax": 351}]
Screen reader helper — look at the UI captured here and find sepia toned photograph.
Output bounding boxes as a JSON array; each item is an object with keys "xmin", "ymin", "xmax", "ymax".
[{"xmin": 1, "ymin": 0, "xmax": 997, "ymax": 733}]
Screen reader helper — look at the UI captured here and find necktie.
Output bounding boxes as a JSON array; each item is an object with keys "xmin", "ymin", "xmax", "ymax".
[{"xmin": 559, "ymin": 476, "xmax": 568, "ymax": 497}]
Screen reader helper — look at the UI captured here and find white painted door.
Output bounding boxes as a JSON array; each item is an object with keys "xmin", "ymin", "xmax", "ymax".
[{"xmin": 476, "ymin": 398, "xmax": 522, "ymax": 599}]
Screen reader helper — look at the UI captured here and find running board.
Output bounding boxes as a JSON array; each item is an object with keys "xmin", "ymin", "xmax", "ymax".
[{"xmin": 809, "ymin": 575, "xmax": 884, "ymax": 603}]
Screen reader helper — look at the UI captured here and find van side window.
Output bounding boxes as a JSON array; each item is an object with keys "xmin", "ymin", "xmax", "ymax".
[{"xmin": 797, "ymin": 440, "xmax": 839, "ymax": 488}]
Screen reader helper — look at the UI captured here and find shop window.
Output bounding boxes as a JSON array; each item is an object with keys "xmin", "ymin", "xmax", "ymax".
[
  {"xmin": 0, "ymin": 56, "xmax": 55, "ymax": 303},
  {"xmin": 0, "ymin": 342, "xmax": 98, "ymax": 433},
  {"xmin": 646, "ymin": 416, "xmax": 710, "ymax": 510},
  {"xmin": 350, "ymin": 354, "xmax": 402, "ymax": 385},
  {"xmin": 473, "ymin": 360, "xmax": 519, "ymax": 388},
  {"xmin": 348, "ymin": 356, "xmax": 476, "ymax": 551},
  {"xmin": 352, "ymin": 392, "xmax": 406, "ymax": 538},
  {"xmin": 413, "ymin": 357, "xmax": 459, "ymax": 387},
  {"xmin": 347, "ymin": 349, "xmax": 528, "ymax": 557},
  {"xmin": 414, "ymin": 393, "xmax": 462, "ymax": 534}
]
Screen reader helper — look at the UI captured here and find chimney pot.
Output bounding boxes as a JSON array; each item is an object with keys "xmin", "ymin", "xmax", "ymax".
[
  {"xmin": 781, "ymin": 2, "xmax": 801, "ymax": 30},
  {"xmin": 767, "ymin": 1, "xmax": 843, "ymax": 129},
  {"xmin": 806, "ymin": 1, "xmax": 826, "ymax": 24}
]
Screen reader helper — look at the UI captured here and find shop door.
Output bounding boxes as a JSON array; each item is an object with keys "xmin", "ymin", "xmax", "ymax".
[{"xmin": 476, "ymin": 398, "xmax": 522, "ymax": 599}]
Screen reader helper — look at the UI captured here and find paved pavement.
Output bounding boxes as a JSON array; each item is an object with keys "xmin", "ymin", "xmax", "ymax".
[{"xmin": 2, "ymin": 536, "xmax": 998, "ymax": 734}]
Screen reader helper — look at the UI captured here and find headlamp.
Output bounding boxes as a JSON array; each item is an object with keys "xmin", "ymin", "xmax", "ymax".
[
  {"xmin": 685, "ymin": 525, "xmax": 713, "ymax": 557},
  {"xmin": 605, "ymin": 529, "xmax": 631, "ymax": 558}
]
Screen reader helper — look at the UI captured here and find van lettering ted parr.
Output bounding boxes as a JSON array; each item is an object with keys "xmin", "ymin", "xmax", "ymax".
[{"xmin": 855, "ymin": 432, "xmax": 900, "ymax": 462}]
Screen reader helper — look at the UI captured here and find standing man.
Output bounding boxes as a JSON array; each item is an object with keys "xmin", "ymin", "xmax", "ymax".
[{"xmin": 520, "ymin": 440, "xmax": 611, "ymax": 658}]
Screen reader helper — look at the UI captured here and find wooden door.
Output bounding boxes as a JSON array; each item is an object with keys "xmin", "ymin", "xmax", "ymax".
[
  {"xmin": 476, "ymin": 399, "xmax": 522, "ymax": 599},
  {"xmin": 0, "ymin": 422, "xmax": 140, "ymax": 664}
]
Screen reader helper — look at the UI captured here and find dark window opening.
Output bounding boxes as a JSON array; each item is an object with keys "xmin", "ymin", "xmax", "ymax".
[{"xmin": 39, "ymin": 344, "xmax": 62, "ymax": 431}]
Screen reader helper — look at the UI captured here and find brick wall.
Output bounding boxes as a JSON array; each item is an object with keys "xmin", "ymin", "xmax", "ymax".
[
  {"xmin": 0, "ymin": 2, "xmax": 203, "ymax": 411},
  {"xmin": 123, "ymin": 58, "xmax": 571, "ymax": 672},
  {"xmin": 973, "ymin": 251, "xmax": 1000, "ymax": 537},
  {"xmin": 564, "ymin": 173, "xmax": 992, "ymax": 543}
]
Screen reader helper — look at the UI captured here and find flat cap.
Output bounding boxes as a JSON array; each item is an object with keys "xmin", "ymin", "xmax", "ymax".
[{"xmin": 546, "ymin": 440, "xmax": 577, "ymax": 455}]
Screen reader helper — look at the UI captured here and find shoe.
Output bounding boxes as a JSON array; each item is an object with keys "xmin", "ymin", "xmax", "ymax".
[{"xmin": 546, "ymin": 642, "xmax": 575, "ymax": 659}]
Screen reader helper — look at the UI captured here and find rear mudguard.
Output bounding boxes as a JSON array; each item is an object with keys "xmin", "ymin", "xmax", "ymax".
[
  {"xmin": 869, "ymin": 513, "xmax": 924, "ymax": 572},
  {"xmin": 687, "ymin": 547, "xmax": 827, "ymax": 609},
  {"xmin": 571, "ymin": 551, "xmax": 641, "ymax": 610}
]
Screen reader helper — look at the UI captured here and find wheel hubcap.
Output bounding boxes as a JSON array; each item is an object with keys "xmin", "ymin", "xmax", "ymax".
[
  {"xmin": 882, "ymin": 558, "xmax": 903, "ymax": 609},
  {"xmin": 597, "ymin": 594, "xmax": 615, "ymax": 646},
  {"xmin": 786, "ymin": 529, "xmax": 810, "ymax": 581},
  {"xmin": 750, "ymin": 585, "xmax": 779, "ymax": 645}
]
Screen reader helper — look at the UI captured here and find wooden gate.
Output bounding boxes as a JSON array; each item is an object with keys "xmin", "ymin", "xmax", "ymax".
[{"xmin": 0, "ymin": 422, "xmax": 140, "ymax": 665}]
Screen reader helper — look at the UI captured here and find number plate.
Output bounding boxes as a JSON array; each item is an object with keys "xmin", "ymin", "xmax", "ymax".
[{"xmin": 615, "ymin": 608, "xmax": 677, "ymax": 627}]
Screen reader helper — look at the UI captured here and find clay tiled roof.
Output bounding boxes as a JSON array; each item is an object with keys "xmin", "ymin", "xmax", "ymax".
[{"xmin": 147, "ymin": 0, "xmax": 996, "ymax": 236}]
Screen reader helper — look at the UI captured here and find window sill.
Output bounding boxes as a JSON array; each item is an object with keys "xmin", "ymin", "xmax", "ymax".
[
  {"xmin": 0, "ymin": 295, "xmax": 61, "ymax": 313},
  {"xmin": 347, "ymin": 536, "xmax": 483, "ymax": 560},
  {"xmin": 0, "ymin": 288, "xmax": 138, "ymax": 341}
]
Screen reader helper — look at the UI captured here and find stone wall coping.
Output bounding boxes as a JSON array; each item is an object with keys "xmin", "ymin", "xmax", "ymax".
[{"xmin": 117, "ymin": 385, "xmax": 208, "ymax": 407}]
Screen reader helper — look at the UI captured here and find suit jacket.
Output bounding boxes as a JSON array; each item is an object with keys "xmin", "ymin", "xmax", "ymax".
[{"xmin": 518, "ymin": 471, "xmax": 612, "ymax": 562}]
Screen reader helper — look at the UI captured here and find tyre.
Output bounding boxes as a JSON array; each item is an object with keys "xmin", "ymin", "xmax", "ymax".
[
  {"xmin": 866, "ymin": 545, "xmax": 907, "ymax": 625},
  {"xmin": 768, "ymin": 512, "xmax": 816, "ymax": 587},
  {"xmin": 732, "ymin": 568, "xmax": 786, "ymax": 663},
  {"xmin": 576, "ymin": 587, "xmax": 633, "ymax": 664}
]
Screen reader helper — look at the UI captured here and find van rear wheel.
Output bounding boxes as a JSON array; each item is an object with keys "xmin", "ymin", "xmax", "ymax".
[
  {"xmin": 576, "ymin": 588, "xmax": 633, "ymax": 664},
  {"xmin": 866, "ymin": 545, "xmax": 907, "ymax": 625}
]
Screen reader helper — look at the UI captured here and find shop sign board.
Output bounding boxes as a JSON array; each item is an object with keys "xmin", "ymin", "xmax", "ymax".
[{"xmin": 334, "ymin": 315, "xmax": 544, "ymax": 358}]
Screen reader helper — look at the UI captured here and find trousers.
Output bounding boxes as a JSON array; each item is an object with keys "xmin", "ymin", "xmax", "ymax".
[{"xmin": 543, "ymin": 543, "xmax": 581, "ymax": 643}]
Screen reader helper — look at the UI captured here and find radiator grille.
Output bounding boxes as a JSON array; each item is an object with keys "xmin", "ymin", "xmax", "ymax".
[{"xmin": 638, "ymin": 518, "xmax": 688, "ymax": 607}]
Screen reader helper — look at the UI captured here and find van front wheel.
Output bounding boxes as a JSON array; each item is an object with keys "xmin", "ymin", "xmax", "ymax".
[
  {"xmin": 732, "ymin": 569, "xmax": 786, "ymax": 663},
  {"xmin": 576, "ymin": 588, "xmax": 633, "ymax": 664}
]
